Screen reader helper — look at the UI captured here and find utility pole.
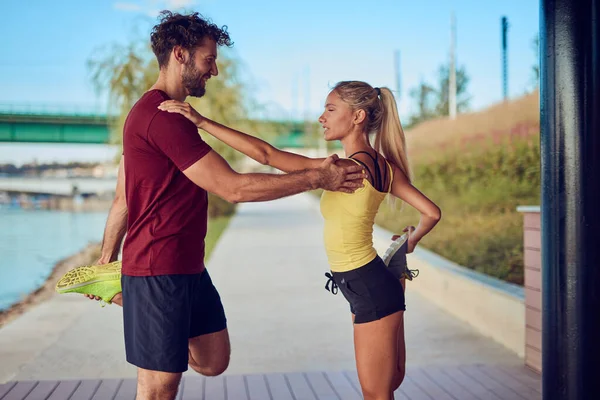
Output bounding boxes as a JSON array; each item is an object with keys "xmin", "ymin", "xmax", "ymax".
[
  {"xmin": 449, "ymin": 12, "xmax": 457, "ymax": 119},
  {"xmin": 502, "ymin": 16, "xmax": 509, "ymax": 101}
]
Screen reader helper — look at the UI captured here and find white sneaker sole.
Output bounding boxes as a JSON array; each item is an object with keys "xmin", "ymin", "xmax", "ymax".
[{"xmin": 382, "ymin": 233, "xmax": 409, "ymax": 266}]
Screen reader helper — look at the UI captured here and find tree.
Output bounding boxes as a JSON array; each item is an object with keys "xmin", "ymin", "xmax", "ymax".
[
  {"xmin": 530, "ymin": 34, "xmax": 540, "ymax": 90},
  {"xmin": 406, "ymin": 63, "xmax": 471, "ymax": 127},
  {"xmin": 407, "ymin": 80, "xmax": 437, "ymax": 127},
  {"xmin": 434, "ymin": 64, "xmax": 471, "ymax": 117}
]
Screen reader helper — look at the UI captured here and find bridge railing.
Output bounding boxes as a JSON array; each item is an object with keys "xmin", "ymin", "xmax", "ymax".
[{"xmin": 0, "ymin": 103, "xmax": 112, "ymax": 118}]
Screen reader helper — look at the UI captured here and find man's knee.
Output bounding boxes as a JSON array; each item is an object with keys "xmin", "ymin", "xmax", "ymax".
[
  {"xmin": 189, "ymin": 354, "xmax": 230, "ymax": 377},
  {"xmin": 137, "ymin": 369, "xmax": 182, "ymax": 400}
]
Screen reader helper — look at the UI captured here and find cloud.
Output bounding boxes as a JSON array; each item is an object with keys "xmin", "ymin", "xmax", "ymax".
[
  {"xmin": 113, "ymin": 2, "xmax": 144, "ymax": 12},
  {"xmin": 164, "ymin": 0, "xmax": 196, "ymax": 8},
  {"xmin": 114, "ymin": 0, "xmax": 196, "ymax": 14}
]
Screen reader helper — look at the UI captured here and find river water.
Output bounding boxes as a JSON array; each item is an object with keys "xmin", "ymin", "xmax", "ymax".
[{"xmin": 0, "ymin": 208, "xmax": 108, "ymax": 310}]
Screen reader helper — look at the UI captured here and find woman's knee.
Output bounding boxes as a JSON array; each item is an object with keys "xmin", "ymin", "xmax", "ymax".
[
  {"xmin": 392, "ymin": 367, "xmax": 405, "ymax": 391},
  {"xmin": 361, "ymin": 384, "xmax": 393, "ymax": 400}
]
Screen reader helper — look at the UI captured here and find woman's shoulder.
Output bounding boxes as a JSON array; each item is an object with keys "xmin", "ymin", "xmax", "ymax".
[{"xmin": 335, "ymin": 157, "xmax": 362, "ymax": 167}]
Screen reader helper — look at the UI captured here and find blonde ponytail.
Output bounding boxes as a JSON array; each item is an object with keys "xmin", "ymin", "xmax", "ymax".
[{"xmin": 375, "ymin": 87, "xmax": 412, "ymax": 183}]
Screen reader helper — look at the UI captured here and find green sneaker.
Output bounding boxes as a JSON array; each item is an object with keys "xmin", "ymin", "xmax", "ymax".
[{"xmin": 55, "ymin": 261, "xmax": 122, "ymax": 306}]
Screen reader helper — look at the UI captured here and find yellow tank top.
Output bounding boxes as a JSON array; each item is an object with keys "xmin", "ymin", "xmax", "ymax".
[{"xmin": 320, "ymin": 158, "xmax": 394, "ymax": 272}]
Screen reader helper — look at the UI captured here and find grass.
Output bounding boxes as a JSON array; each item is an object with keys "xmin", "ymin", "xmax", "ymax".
[{"xmin": 205, "ymin": 215, "xmax": 233, "ymax": 261}]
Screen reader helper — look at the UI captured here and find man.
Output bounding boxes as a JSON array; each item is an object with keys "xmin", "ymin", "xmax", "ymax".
[{"xmin": 71, "ymin": 10, "xmax": 364, "ymax": 400}]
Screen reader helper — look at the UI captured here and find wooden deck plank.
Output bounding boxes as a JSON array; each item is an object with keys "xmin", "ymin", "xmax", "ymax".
[
  {"xmin": 304, "ymin": 372, "xmax": 338, "ymax": 400},
  {"xmin": 459, "ymin": 365, "xmax": 526, "ymax": 400},
  {"xmin": 45, "ymin": 381, "xmax": 80, "ymax": 400},
  {"xmin": 113, "ymin": 379, "xmax": 136, "ymax": 400},
  {"xmin": 0, "ymin": 382, "xmax": 17, "ymax": 399},
  {"xmin": 245, "ymin": 374, "xmax": 271, "ymax": 400},
  {"xmin": 393, "ymin": 387, "xmax": 413, "ymax": 400},
  {"xmin": 23, "ymin": 381, "xmax": 58, "ymax": 400},
  {"xmin": 401, "ymin": 375, "xmax": 433, "ymax": 400},
  {"xmin": 441, "ymin": 367, "xmax": 503, "ymax": 400},
  {"xmin": 342, "ymin": 371, "xmax": 362, "ymax": 396},
  {"xmin": 1, "ymin": 365, "xmax": 544, "ymax": 400},
  {"xmin": 421, "ymin": 367, "xmax": 479, "ymax": 400},
  {"xmin": 69, "ymin": 380, "xmax": 101, "ymax": 400},
  {"xmin": 181, "ymin": 377, "xmax": 204, "ymax": 400},
  {"xmin": 204, "ymin": 376, "xmax": 225, "ymax": 400},
  {"xmin": 499, "ymin": 365, "xmax": 542, "ymax": 393},
  {"xmin": 521, "ymin": 366, "xmax": 543, "ymax": 380},
  {"xmin": 90, "ymin": 379, "xmax": 122, "ymax": 400},
  {"xmin": 225, "ymin": 375, "xmax": 248, "ymax": 400},
  {"xmin": 264, "ymin": 374, "xmax": 294, "ymax": 400},
  {"xmin": 2, "ymin": 382, "xmax": 37, "ymax": 400},
  {"xmin": 408, "ymin": 368, "xmax": 455, "ymax": 400},
  {"xmin": 285, "ymin": 373, "xmax": 316, "ymax": 400},
  {"xmin": 478, "ymin": 366, "xmax": 541, "ymax": 400},
  {"xmin": 323, "ymin": 371, "xmax": 361, "ymax": 400}
]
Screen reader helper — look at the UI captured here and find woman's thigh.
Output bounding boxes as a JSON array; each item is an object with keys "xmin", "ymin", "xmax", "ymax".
[{"xmin": 354, "ymin": 310, "xmax": 404, "ymax": 395}]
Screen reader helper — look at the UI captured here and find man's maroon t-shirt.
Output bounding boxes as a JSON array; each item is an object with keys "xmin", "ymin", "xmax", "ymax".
[{"xmin": 122, "ymin": 89, "xmax": 212, "ymax": 276}]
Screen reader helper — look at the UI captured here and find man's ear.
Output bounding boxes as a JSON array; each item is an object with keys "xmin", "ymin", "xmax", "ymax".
[
  {"xmin": 354, "ymin": 109, "xmax": 366, "ymax": 125},
  {"xmin": 172, "ymin": 46, "xmax": 187, "ymax": 64}
]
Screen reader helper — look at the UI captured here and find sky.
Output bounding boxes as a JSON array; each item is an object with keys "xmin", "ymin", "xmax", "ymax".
[{"xmin": 0, "ymin": 0, "xmax": 540, "ymax": 165}]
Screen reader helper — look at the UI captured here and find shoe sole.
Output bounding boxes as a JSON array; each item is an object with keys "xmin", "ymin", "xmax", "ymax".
[
  {"xmin": 382, "ymin": 233, "xmax": 409, "ymax": 266},
  {"xmin": 55, "ymin": 262, "xmax": 121, "ymax": 292}
]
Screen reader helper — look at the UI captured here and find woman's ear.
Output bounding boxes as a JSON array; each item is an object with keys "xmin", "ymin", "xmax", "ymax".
[{"xmin": 353, "ymin": 109, "xmax": 366, "ymax": 125}]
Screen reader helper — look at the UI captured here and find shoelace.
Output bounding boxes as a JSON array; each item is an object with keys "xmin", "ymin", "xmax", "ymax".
[
  {"xmin": 324, "ymin": 272, "xmax": 338, "ymax": 295},
  {"xmin": 403, "ymin": 268, "xmax": 420, "ymax": 281}
]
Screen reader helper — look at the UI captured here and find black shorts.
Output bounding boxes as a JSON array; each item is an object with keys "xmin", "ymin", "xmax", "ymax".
[
  {"xmin": 122, "ymin": 270, "xmax": 227, "ymax": 373},
  {"xmin": 331, "ymin": 256, "xmax": 405, "ymax": 324}
]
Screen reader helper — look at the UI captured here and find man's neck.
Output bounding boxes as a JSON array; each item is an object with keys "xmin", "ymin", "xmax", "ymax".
[{"xmin": 150, "ymin": 72, "xmax": 187, "ymax": 101}]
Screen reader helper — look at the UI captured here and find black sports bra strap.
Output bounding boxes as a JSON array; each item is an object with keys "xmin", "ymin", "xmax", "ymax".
[
  {"xmin": 382, "ymin": 158, "xmax": 388, "ymax": 192},
  {"xmin": 373, "ymin": 152, "xmax": 382, "ymax": 191},
  {"xmin": 348, "ymin": 150, "xmax": 373, "ymax": 159},
  {"xmin": 350, "ymin": 158, "xmax": 374, "ymax": 185},
  {"xmin": 349, "ymin": 151, "xmax": 384, "ymax": 191}
]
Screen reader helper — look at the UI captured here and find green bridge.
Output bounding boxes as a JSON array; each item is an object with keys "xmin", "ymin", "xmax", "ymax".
[
  {"xmin": 0, "ymin": 107, "xmax": 112, "ymax": 144},
  {"xmin": 0, "ymin": 106, "xmax": 312, "ymax": 148}
]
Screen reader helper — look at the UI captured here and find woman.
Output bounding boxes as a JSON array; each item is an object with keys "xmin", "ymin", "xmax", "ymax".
[{"xmin": 158, "ymin": 81, "xmax": 441, "ymax": 400}]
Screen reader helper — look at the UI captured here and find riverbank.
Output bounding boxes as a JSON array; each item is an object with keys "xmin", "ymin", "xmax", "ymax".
[{"xmin": 0, "ymin": 243, "xmax": 101, "ymax": 328}]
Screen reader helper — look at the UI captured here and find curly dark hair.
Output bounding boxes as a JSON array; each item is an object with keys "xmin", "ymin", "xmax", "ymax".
[{"xmin": 150, "ymin": 11, "xmax": 233, "ymax": 68}]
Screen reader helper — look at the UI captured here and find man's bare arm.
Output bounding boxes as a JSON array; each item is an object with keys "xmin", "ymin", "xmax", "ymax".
[
  {"xmin": 97, "ymin": 157, "xmax": 128, "ymax": 264},
  {"xmin": 183, "ymin": 151, "xmax": 365, "ymax": 203}
]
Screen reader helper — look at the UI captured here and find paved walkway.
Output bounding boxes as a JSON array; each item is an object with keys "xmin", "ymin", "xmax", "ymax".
[{"xmin": 0, "ymin": 194, "xmax": 522, "ymax": 383}]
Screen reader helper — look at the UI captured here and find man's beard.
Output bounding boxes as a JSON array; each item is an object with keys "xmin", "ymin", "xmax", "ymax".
[{"xmin": 182, "ymin": 60, "xmax": 206, "ymax": 98}]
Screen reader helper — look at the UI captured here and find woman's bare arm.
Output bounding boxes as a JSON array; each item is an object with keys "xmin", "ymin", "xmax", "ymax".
[
  {"xmin": 389, "ymin": 165, "xmax": 441, "ymax": 248},
  {"xmin": 158, "ymin": 100, "xmax": 325, "ymax": 173}
]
